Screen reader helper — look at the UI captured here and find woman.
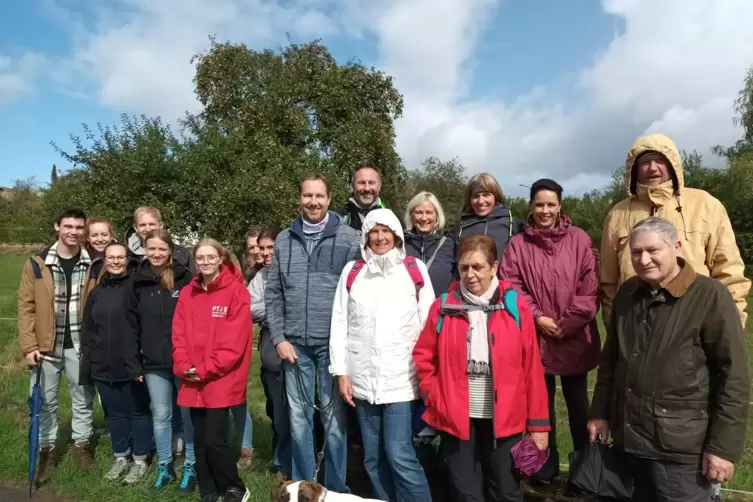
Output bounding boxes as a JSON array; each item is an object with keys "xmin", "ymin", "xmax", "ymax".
[
  {"xmin": 455, "ymin": 173, "xmax": 522, "ymax": 264},
  {"xmin": 124, "ymin": 229, "xmax": 197, "ymax": 491},
  {"xmin": 500, "ymin": 178, "xmax": 600, "ymax": 484},
  {"xmin": 403, "ymin": 191, "xmax": 456, "ymax": 297},
  {"xmin": 173, "ymin": 238, "xmax": 252, "ymax": 502},
  {"xmin": 85, "ymin": 218, "xmax": 117, "ymax": 261},
  {"xmin": 239, "ymin": 227, "xmax": 264, "ymax": 284},
  {"xmin": 248, "ymin": 227, "xmax": 291, "ymax": 477},
  {"xmin": 330, "ymin": 208, "xmax": 435, "ymax": 502},
  {"xmin": 80, "ymin": 242, "xmax": 151, "ymax": 484},
  {"xmin": 413, "ymin": 235, "xmax": 550, "ymax": 502}
]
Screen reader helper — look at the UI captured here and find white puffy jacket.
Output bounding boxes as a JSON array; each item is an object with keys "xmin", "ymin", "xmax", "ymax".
[{"xmin": 329, "ymin": 208, "xmax": 435, "ymax": 405}]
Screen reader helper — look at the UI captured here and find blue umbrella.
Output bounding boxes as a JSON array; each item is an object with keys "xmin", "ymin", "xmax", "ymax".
[{"xmin": 28, "ymin": 364, "xmax": 44, "ymax": 497}]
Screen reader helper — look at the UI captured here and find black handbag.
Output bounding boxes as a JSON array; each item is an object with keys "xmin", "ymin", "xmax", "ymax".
[{"xmin": 567, "ymin": 440, "xmax": 633, "ymax": 501}]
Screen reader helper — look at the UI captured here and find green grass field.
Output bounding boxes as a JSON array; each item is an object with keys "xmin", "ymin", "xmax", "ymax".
[{"xmin": 1, "ymin": 252, "xmax": 753, "ymax": 501}]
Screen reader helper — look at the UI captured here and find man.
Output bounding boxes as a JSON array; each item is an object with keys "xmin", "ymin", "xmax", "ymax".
[
  {"xmin": 18, "ymin": 208, "xmax": 97, "ymax": 485},
  {"xmin": 334, "ymin": 165, "xmax": 386, "ymax": 232},
  {"xmin": 589, "ymin": 217, "xmax": 750, "ymax": 501},
  {"xmin": 266, "ymin": 174, "xmax": 360, "ymax": 492},
  {"xmin": 125, "ymin": 206, "xmax": 196, "ymax": 275},
  {"xmin": 599, "ymin": 133, "xmax": 749, "ymax": 326}
]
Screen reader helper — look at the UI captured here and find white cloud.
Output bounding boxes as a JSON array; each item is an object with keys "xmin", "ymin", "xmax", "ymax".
[
  {"xmin": 51, "ymin": 0, "xmax": 753, "ymax": 195},
  {"xmin": 0, "ymin": 52, "xmax": 47, "ymax": 105}
]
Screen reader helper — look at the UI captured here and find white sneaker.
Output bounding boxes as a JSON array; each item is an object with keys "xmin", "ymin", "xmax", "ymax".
[{"xmin": 172, "ymin": 436, "xmax": 185, "ymax": 456}]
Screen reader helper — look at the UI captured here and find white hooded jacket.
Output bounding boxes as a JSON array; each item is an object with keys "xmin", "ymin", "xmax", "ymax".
[{"xmin": 329, "ymin": 208, "xmax": 436, "ymax": 405}]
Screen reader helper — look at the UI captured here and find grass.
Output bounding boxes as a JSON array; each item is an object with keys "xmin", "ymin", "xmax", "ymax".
[{"xmin": 1, "ymin": 252, "xmax": 753, "ymax": 501}]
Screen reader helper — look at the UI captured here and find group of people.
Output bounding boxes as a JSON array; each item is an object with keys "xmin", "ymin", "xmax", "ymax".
[{"xmin": 18, "ymin": 132, "xmax": 752, "ymax": 502}]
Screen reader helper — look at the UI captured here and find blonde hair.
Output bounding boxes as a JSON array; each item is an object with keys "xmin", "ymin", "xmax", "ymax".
[
  {"xmin": 462, "ymin": 173, "xmax": 505, "ymax": 213},
  {"xmin": 144, "ymin": 229, "xmax": 175, "ymax": 291},
  {"xmin": 133, "ymin": 206, "xmax": 162, "ymax": 224},
  {"xmin": 86, "ymin": 218, "xmax": 117, "ymax": 245},
  {"xmin": 404, "ymin": 192, "xmax": 446, "ymax": 232},
  {"xmin": 193, "ymin": 238, "xmax": 232, "ymax": 283}
]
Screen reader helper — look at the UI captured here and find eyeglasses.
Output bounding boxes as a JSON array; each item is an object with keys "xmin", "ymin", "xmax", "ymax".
[
  {"xmin": 105, "ymin": 256, "xmax": 127, "ymax": 262},
  {"xmin": 196, "ymin": 256, "xmax": 220, "ymax": 264}
]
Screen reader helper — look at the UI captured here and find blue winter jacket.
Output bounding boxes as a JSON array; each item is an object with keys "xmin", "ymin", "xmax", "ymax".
[{"xmin": 266, "ymin": 212, "xmax": 361, "ymax": 347}]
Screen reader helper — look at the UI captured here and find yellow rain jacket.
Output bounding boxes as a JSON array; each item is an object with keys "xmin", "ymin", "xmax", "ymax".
[{"xmin": 600, "ymin": 133, "xmax": 750, "ymax": 326}]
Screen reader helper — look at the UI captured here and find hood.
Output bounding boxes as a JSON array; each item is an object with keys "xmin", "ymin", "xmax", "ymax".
[
  {"xmin": 625, "ymin": 133, "xmax": 684, "ymax": 196},
  {"xmin": 360, "ymin": 208, "xmax": 406, "ymax": 262},
  {"xmin": 523, "ymin": 213, "xmax": 572, "ymax": 242},
  {"xmin": 190, "ymin": 259, "xmax": 244, "ymax": 292}
]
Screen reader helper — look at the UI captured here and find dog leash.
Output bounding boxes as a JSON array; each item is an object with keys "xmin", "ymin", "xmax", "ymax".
[{"xmin": 292, "ymin": 361, "xmax": 339, "ymax": 482}]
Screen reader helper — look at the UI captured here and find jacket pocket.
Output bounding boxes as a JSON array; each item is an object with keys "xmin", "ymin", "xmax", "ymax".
[{"xmin": 654, "ymin": 401, "xmax": 708, "ymax": 455}]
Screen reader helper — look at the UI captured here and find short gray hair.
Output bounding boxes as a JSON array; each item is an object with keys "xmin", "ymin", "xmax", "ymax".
[
  {"xmin": 403, "ymin": 192, "xmax": 446, "ymax": 232},
  {"xmin": 630, "ymin": 217, "xmax": 679, "ymax": 247}
]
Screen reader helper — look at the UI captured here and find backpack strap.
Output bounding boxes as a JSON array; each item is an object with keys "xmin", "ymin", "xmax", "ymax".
[
  {"xmin": 29, "ymin": 257, "xmax": 43, "ymax": 280},
  {"xmin": 436, "ymin": 292, "xmax": 450, "ymax": 335},
  {"xmin": 425, "ymin": 236, "xmax": 447, "ymax": 270},
  {"xmin": 345, "ymin": 260, "xmax": 366, "ymax": 294},
  {"xmin": 403, "ymin": 256, "xmax": 424, "ymax": 302},
  {"xmin": 502, "ymin": 288, "xmax": 521, "ymax": 328}
]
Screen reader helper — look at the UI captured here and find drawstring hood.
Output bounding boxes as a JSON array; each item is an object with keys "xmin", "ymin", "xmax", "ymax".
[{"xmin": 360, "ymin": 208, "xmax": 406, "ymax": 276}]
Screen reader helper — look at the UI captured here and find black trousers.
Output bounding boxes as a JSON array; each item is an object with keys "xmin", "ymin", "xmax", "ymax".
[
  {"xmin": 442, "ymin": 419, "xmax": 523, "ymax": 502},
  {"xmin": 534, "ymin": 373, "xmax": 590, "ymax": 482},
  {"xmin": 626, "ymin": 454, "xmax": 714, "ymax": 502},
  {"xmin": 262, "ymin": 367, "xmax": 292, "ymax": 477},
  {"xmin": 190, "ymin": 407, "xmax": 245, "ymax": 496}
]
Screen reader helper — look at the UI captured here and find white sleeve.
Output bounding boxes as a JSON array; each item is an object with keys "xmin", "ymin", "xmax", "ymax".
[
  {"xmin": 248, "ymin": 273, "xmax": 266, "ymax": 324},
  {"xmin": 328, "ymin": 262, "xmax": 352, "ymax": 376},
  {"xmin": 417, "ymin": 259, "xmax": 436, "ymax": 328}
]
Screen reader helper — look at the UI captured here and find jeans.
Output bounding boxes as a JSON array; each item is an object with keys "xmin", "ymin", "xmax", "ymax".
[
  {"xmin": 284, "ymin": 344, "xmax": 348, "ymax": 492},
  {"xmin": 534, "ymin": 373, "xmax": 590, "ymax": 482},
  {"xmin": 355, "ymin": 399, "xmax": 431, "ymax": 502},
  {"xmin": 442, "ymin": 420, "xmax": 523, "ymax": 502},
  {"xmin": 32, "ymin": 349, "xmax": 94, "ymax": 447},
  {"xmin": 190, "ymin": 407, "xmax": 245, "ymax": 496},
  {"xmin": 144, "ymin": 370, "xmax": 195, "ymax": 465},
  {"xmin": 230, "ymin": 403, "xmax": 253, "ymax": 450},
  {"xmin": 263, "ymin": 367, "xmax": 292, "ymax": 477},
  {"xmin": 95, "ymin": 380, "xmax": 152, "ymax": 460}
]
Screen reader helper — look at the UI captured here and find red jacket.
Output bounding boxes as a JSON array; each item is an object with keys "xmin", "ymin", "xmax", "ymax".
[
  {"xmin": 412, "ymin": 281, "xmax": 550, "ymax": 440},
  {"xmin": 172, "ymin": 261, "xmax": 253, "ymax": 408}
]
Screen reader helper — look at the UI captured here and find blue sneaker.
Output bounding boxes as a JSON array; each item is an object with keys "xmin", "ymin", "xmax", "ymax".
[
  {"xmin": 177, "ymin": 462, "xmax": 197, "ymax": 493},
  {"xmin": 152, "ymin": 462, "xmax": 175, "ymax": 489}
]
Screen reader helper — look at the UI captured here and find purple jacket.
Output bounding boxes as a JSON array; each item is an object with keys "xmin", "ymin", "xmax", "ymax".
[{"xmin": 500, "ymin": 215, "xmax": 600, "ymax": 376}]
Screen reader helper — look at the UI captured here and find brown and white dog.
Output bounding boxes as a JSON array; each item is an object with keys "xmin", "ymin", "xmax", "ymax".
[{"xmin": 270, "ymin": 480, "xmax": 385, "ymax": 502}]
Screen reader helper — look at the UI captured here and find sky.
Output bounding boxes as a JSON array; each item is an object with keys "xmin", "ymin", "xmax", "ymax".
[{"xmin": 1, "ymin": 0, "xmax": 752, "ymax": 197}]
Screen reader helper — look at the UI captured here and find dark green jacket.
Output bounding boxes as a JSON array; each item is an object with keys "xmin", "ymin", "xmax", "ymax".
[{"xmin": 590, "ymin": 260, "xmax": 750, "ymax": 463}]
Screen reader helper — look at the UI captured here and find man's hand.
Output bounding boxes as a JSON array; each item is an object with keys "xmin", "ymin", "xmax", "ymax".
[
  {"xmin": 587, "ymin": 419, "xmax": 609, "ymax": 443},
  {"xmin": 337, "ymin": 376, "xmax": 355, "ymax": 407},
  {"xmin": 703, "ymin": 453, "xmax": 735, "ymax": 483},
  {"xmin": 536, "ymin": 316, "xmax": 559, "ymax": 337},
  {"xmin": 529, "ymin": 431, "xmax": 548, "ymax": 450},
  {"xmin": 25, "ymin": 350, "xmax": 41, "ymax": 366},
  {"xmin": 276, "ymin": 341, "xmax": 297, "ymax": 363}
]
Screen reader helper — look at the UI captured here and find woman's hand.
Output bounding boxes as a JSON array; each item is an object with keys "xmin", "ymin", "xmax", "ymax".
[
  {"xmin": 337, "ymin": 376, "xmax": 355, "ymax": 407},
  {"xmin": 529, "ymin": 431, "xmax": 549, "ymax": 450},
  {"xmin": 135, "ymin": 376, "xmax": 144, "ymax": 383},
  {"xmin": 536, "ymin": 316, "xmax": 559, "ymax": 337}
]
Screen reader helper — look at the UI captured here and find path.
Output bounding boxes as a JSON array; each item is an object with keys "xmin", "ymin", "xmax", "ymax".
[{"xmin": 0, "ymin": 485, "xmax": 63, "ymax": 502}]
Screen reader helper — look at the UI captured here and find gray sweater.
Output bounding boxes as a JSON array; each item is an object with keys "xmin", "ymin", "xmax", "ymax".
[{"xmin": 266, "ymin": 212, "xmax": 360, "ymax": 347}]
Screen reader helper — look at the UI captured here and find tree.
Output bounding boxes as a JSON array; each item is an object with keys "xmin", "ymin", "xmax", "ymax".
[
  {"xmin": 50, "ymin": 164, "xmax": 58, "ymax": 184},
  {"xmin": 0, "ymin": 178, "xmax": 47, "ymax": 243},
  {"xmin": 402, "ymin": 157, "xmax": 468, "ymax": 229}
]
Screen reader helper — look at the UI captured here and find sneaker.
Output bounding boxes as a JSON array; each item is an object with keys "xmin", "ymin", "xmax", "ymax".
[
  {"xmin": 236, "ymin": 448, "xmax": 253, "ymax": 470},
  {"xmin": 223, "ymin": 486, "xmax": 250, "ymax": 502},
  {"xmin": 123, "ymin": 462, "xmax": 149, "ymax": 485},
  {"xmin": 177, "ymin": 462, "xmax": 197, "ymax": 493},
  {"xmin": 105, "ymin": 457, "xmax": 131, "ymax": 481},
  {"xmin": 152, "ymin": 462, "xmax": 176, "ymax": 489},
  {"xmin": 172, "ymin": 436, "xmax": 185, "ymax": 457},
  {"xmin": 73, "ymin": 441, "xmax": 95, "ymax": 470},
  {"xmin": 35, "ymin": 446, "xmax": 57, "ymax": 486}
]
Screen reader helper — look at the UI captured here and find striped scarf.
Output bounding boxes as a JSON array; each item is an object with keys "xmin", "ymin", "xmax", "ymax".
[{"xmin": 45, "ymin": 242, "xmax": 91, "ymax": 358}]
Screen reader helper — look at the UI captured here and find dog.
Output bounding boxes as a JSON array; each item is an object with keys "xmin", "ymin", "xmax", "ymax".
[{"xmin": 271, "ymin": 480, "xmax": 385, "ymax": 502}]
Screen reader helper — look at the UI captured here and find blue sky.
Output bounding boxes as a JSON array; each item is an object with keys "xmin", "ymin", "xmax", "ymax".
[{"xmin": 1, "ymin": 0, "xmax": 752, "ymax": 196}]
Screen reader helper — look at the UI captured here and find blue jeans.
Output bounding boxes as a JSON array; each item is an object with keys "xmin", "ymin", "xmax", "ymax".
[
  {"xmin": 284, "ymin": 344, "xmax": 348, "ymax": 492},
  {"xmin": 144, "ymin": 370, "xmax": 195, "ymax": 465},
  {"xmin": 95, "ymin": 380, "xmax": 152, "ymax": 461},
  {"xmin": 356, "ymin": 399, "xmax": 431, "ymax": 502},
  {"xmin": 230, "ymin": 403, "xmax": 253, "ymax": 450}
]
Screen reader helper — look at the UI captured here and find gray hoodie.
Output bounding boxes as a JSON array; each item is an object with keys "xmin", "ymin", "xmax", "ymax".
[{"xmin": 266, "ymin": 211, "xmax": 360, "ymax": 347}]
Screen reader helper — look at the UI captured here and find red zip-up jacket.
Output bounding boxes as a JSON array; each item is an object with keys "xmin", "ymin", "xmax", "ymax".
[
  {"xmin": 172, "ymin": 261, "xmax": 253, "ymax": 408},
  {"xmin": 412, "ymin": 281, "xmax": 550, "ymax": 440}
]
